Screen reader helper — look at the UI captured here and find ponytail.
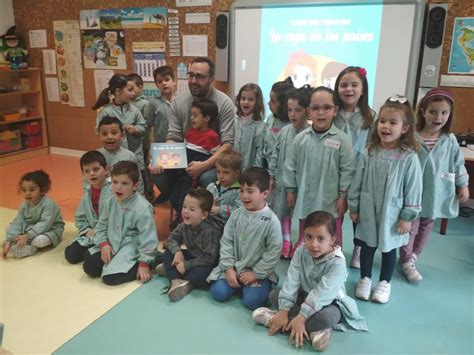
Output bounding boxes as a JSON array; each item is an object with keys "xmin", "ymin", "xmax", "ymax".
[
  {"xmin": 92, "ymin": 74, "xmax": 129, "ymax": 110},
  {"xmin": 92, "ymin": 87, "xmax": 110, "ymax": 110}
]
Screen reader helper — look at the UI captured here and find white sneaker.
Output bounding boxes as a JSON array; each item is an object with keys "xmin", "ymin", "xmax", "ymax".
[
  {"xmin": 252, "ymin": 307, "xmax": 276, "ymax": 327},
  {"xmin": 412, "ymin": 253, "xmax": 418, "ymax": 262},
  {"xmin": 349, "ymin": 246, "xmax": 361, "ymax": 269},
  {"xmin": 371, "ymin": 281, "xmax": 391, "ymax": 303},
  {"xmin": 402, "ymin": 262, "xmax": 423, "ymax": 283},
  {"xmin": 153, "ymin": 263, "xmax": 166, "ymax": 277},
  {"xmin": 355, "ymin": 277, "xmax": 371, "ymax": 301},
  {"xmin": 311, "ymin": 328, "xmax": 332, "ymax": 352}
]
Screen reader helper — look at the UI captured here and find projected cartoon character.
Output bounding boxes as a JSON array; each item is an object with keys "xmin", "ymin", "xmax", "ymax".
[
  {"xmin": 171, "ymin": 152, "xmax": 183, "ymax": 168},
  {"xmin": 1, "ymin": 26, "xmax": 28, "ymax": 69},
  {"xmin": 320, "ymin": 61, "xmax": 348, "ymax": 89},
  {"xmin": 283, "ymin": 50, "xmax": 318, "ymax": 88},
  {"xmin": 158, "ymin": 151, "xmax": 171, "ymax": 167}
]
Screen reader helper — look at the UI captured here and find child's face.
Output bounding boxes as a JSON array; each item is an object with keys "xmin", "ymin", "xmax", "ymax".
[
  {"xmin": 239, "ymin": 89, "xmax": 257, "ymax": 117},
  {"xmin": 129, "ymin": 81, "xmax": 143, "ymax": 98},
  {"xmin": 268, "ymin": 90, "xmax": 279, "ymax": 115},
  {"xmin": 216, "ymin": 163, "xmax": 239, "ymax": 188},
  {"xmin": 20, "ymin": 180, "xmax": 42, "ymax": 205},
  {"xmin": 155, "ymin": 74, "xmax": 176, "ymax": 97},
  {"xmin": 421, "ymin": 100, "xmax": 450, "ymax": 134},
  {"xmin": 98, "ymin": 123, "xmax": 124, "ymax": 152},
  {"xmin": 114, "ymin": 82, "xmax": 134, "ymax": 104},
  {"xmin": 190, "ymin": 107, "xmax": 210, "ymax": 131},
  {"xmin": 308, "ymin": 91, "xmax": 338, "ymax": 132},
  {"xmin": 304, "ymin": 224, "xmax": 335, "ymax": 259},
  {"xmin": 181, "ymin": 195, "xmax": 208, "ymax": 226},
  {"xmin": 287, "ymin": 98, "xmax": 307, "ymax": 129},
  {"xmin": 112, "ymin": 174, "xmax": 138, "ymax": 203},
  {"xmin": 337, "ymin": 72, "xmax": 363, "ymax": 112},
  {"xmin": 240, "ymin": 183, "xmax": 268, "ymax": 212},
  {"xmin": 82, "ymin": 162, "xmax": 109, "ymax": 189},
  {"xmin": 377, "ymin": 108, "xmax": 408, "ymax": 150}
]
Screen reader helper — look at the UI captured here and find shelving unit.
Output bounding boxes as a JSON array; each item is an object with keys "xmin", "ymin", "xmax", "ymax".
[{"xmin": 0, "ymin": 67, "xmax": 49, "ymax": 165}]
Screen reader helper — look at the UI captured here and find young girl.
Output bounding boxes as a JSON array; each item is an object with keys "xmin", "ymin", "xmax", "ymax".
[
  {"xmin": 348, "ymin": 96, "xmax": 422, "ymax": 304},
  {"xmin": 269, "ymin": 86, "xmax": 311, "ymax": 258},
  {"xmin": 2, "ymin": 170, "xmax": 65, "ymax": 259},
  {"xmin": 334, "ymin": 66, "xmax": 376, "ymax": 269},
  {"xmin": 399, "ymin": 88, "xmax": 469, "ymax": 282},
  {"xmin": 283, "ymin": 86, "xmax": 355, "ymax": 252},
  {"xmin": 252, "ymin": 211, "xmax": 368, "ymax": 352},
  {"xmin": 233, "ymin": 83, "xmax": 265, "ymax": 170},
  {"xmin": 94, "ymin": 74, "xmax": 146, "ymax": 172}
]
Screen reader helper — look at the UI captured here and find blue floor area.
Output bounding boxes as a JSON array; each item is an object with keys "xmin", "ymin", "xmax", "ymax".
[{"xmin": 55, "ymin": 216, "xmax": 474, "ymax": 354}]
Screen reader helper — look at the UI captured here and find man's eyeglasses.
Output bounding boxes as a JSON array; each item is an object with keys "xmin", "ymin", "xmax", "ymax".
[
  {"xmin": 309, "ymin": 104, "xmax": 335, "ymax": 113},
  {"xmin": 187, "ymin": 72, "xmax": 209, "ymax": 80},
  {"xmin": 387, "ymin": 95, "xmax": 408, "ymax": 104}
]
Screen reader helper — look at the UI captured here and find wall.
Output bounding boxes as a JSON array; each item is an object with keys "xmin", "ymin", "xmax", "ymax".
[{"xmin": 0, "ymin": 0, "xmax": 15, "ymax": 35}]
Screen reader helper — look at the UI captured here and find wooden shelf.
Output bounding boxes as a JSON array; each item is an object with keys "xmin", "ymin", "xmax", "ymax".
[
  {"xmin": 0, "ymin": 67, "xmax": 39, "ymax": 73},
  {"xmin": 0, "ymin": 90, "xmax": 40, "ymax": 97},
  {"xmin": 0, "ymin": 145, "xmax": 49, "ymax": 165},
  {"xmin": 0, "ymin": 116, "xmax": 41, "ymax": 127}
]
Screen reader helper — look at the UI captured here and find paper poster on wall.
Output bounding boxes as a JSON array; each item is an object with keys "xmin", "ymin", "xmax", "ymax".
[
  {"xmin": 168, "ymin": 9, "xmax": 181, "ymax": 56},
  {"xmin": 176, "ymin": 0, "xmax": 212, "ymax": 7},
  {"xmin": 183, "ymin": 35, "xmax": 208, "ymax": 56},
  {"xmin": 29, "ymin": 30, "xmax": 47, "ymax": 48},
  {"xmin": 82, "ymin": 30, "xmax": 126, "ymax": 69},
  {"xmin": 143, "ymin": 7, "xmax": 168, "ymax": 29},
  {"xmin": 53, "ymin": 21, "xmax": 72, "ymax": 104},
  {"xmin": 45, "ymin": 77, "xmax": 60, "ymax": 102},
  {"xmin": 132, "ymin": 42, "xmax": 166, "ymax": 82},
  {"xmin": 99, "ymin": 9, "xmax": 122, "ymax": 29},
  {"xmin": 80, "ymin": 10, "xmax": 100, "ymax": 29},
  {"xmin": 94, "ymin": 70, "xmax": 115, "ymax": 98},
  {"xmin": 177, "ymin": 79, "xmax": 189, "ymax": 94},
  {"xmin": 185, "ymin": 13, "xmax": 210, "ymax": 24},
  {"xmin": 42, "ymin": 49, "xmax": 57, "ymax": 75},
  {"xmin": 121, "ymin": 8, "xmax": 144, "ymax": 28},
  {"xmin": 448, "ymin": 17, "xmax": 474, "ymax": 74},
  {"xmin": 143, "ymin": 82, "xmax": 160, "ymax": 98}
]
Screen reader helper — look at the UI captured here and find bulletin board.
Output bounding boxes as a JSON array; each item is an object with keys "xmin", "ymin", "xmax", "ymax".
[{"xmin": 12, "ymin": 0, "xmax": 233, "ymax": 151}]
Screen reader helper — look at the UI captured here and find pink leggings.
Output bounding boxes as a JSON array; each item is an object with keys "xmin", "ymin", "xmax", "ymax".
[{"xmin": 399, "ymin": 217, "xmax": 435, "ymax": 264}]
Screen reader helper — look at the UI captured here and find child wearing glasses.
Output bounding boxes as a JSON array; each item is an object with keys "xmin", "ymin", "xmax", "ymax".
[
  {"xmin": 283, "ymin": 86, "xmax": 355, "ymax": 254},
  {"xmin": 333, "ymin": 66, "xmax": 376, "ymax": 269},
  {"xmin": 399, "ymin": 88, "xmax": 469, "ymax": 283},
  {"xmin": 348, "ymin": 96, "xmax": 422, "ymax": 303}
]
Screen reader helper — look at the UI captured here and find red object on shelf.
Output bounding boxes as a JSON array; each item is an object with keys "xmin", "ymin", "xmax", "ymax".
[
  {"xmin": 26, "ymin": 134, "xmax": 42, "ymax": 148},
  {"xmin": 24, "ymin": 122, "xmax": 41, "ymax": 135},
  {"xmin": 26, "ymin": 108, "xmax": 39, "ymax": 117},
  {"xmin": 0, "ymin": 130, "xmax": 22, "ymax": 153}
]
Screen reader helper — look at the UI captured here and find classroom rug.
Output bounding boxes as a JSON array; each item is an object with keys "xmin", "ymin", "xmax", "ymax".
[{"xmin": 0, "ymin": 208, "xmax": 141, "ymax": 354}]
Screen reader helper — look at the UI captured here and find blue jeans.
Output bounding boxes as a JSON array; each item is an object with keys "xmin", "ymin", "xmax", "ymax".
[{"xmin": 210, "ymin": 277, "xmax": 271, "ymax": 310}]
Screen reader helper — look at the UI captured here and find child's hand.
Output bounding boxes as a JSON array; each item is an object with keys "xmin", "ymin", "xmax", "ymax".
[
  {"xmin": 172, "ymin": 251, "xmax": 184, "ymax": 266},
  {"xmin": 350, "ymin": 212, "xmax": 359, "ymax": 223},
  {"xmin": 225, "ymin": 268, "xmax": 240, "ymax": 288},
  {"xmin": 269, "ymin": 178, "xmax": 276, "ymax": 191},
  {"xmin": 286, "ymin": 314, "xmax": 309, "ymax": 348},
  {"xmin": 211, "ymin": 205, "xmax": 220, "ymax": 215},
  {"xmin": 398, "ymin": 220, "xmax": 411, "ymax": 234},
  {"xmin": 336, "ymin": 196, "xmax": 348, "ymax": 218},
  {"xmin": 101, "ymin": 245, "xmax": 113, "ymax": 264},
  {"xmin": 137, "ymin": 265, "xmax": 151, "ymax": 283},
  {"xmin": 124, "ymin": 125, "xmax": 137, "ymax": 134},
  {"xmin": 2, "ymin": 241, "xmax": 12, "ymax": 259},
  {"xmin": 86, "ymin": 229, "xmax": 96, "ymax": 238},
  {"xmin": 458, "ymin": 186, "xmax": 470, "ymax": 203},
  {"xmin": 186, "ymin": 161, "xmax": 206, "ymax": 179},
  {"xmin": 175, "ymin": 261, "xmax": 186, "ymax": 274},
  {"xmin": 287, "ymin": 192, "xmax": 296, "ymax": 209},
  {"xmin": 148, "ymin": 163, "xmax": 165, "ymax": 175},
  {"xmin": 238, "ymin": 270, "xmax": 257, "ymax": 285},
  {"xmin": 15, "ymin": 234, "xmax": 28, "ymax": 247},
  {"xmin": 268, "ymin": 310, "xmax": 289, "ymax": 336}
]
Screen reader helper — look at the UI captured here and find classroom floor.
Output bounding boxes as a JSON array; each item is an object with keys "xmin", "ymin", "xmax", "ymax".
[{"xmin": 1, "ymin": 153, "xmax": 473, "ymax": 354}]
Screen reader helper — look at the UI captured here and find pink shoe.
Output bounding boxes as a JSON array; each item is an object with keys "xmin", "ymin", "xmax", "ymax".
[
  {"xmin": 281, "ymin": 240, "xmax": 292, "ymax": 258},
  {"xmin": 289, "ymin": 241, "xmax": 304, "ymax": 258}
]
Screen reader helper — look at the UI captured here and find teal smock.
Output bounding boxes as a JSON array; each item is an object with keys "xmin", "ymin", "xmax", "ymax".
[
  {"xmin": 206, "ymin": 180, "xmax": 242, "ymax": 221},
  {"xmin": 132, "ymin": 95, "xmax": 149, "ymax": 116},
  {"xmin": 348, "ymin": 147, "xmax": 422, "ymax": 252},
  {"xmin": 233, "ymin": 116, "xmax": 265, "ymax": 170},
  {"xmin": 417, "ymin": 133, "xmax": 469, "ymax": 219},
  {"xmin": 207, "ymin": 205, "xmax": 282, "ymax": 284},
  {"xmin": 279, "ymin": 245, "xmax": 368, "ymax": 332},
  {"xmin": 144, "ymin": 93, "xmax": 172, "ymax": 143},
  {"xmin": 263, "ymin": 113, "xmax": 290, "ymax": 165},
  {"xmin": 6, "ymin": 196, "xmax": 65, "ymax": 246},
  {"xmin": 283, "ymin": 124, "xmax": 355, "ymax": 219},
  {"xmin": 92, "ymin": 192, "xmax": 158, "ymax": 276}
]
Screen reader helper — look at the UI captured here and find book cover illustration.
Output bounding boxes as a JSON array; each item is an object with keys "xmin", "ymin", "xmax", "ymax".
[{"xmin": 150, "ymin": 142, "xmax": 188, "ymax": 169}]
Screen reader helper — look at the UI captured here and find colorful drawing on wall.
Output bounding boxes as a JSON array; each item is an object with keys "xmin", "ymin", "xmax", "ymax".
[
  {"xmin": 448, "ymin": 17, "xmax": 474, "ymax": 74},
  {"xmin": 80, "ymin": 10, "xmax": 100, "ymax": 29},
  {"xmin": 121, "ymin": 8, "xmax": 144, "ymax": 29},
  {"xmin": 132, "ymin": 42, "xmax": 166, "ymax": 82},
  {"xmin": 82, "ymin": 30, "xmax": 126, "ymax": 69},
  {"xmin": 143, "ymin": 7, "xmax": 168, "ymax": 29},
  {"xmin": 99, "ymin": 9, "xmax": 122, "ymax": 29}
]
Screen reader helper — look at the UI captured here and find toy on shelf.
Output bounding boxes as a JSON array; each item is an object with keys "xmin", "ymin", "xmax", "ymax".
[{"xmin": 1, "ymin": 26, "xmax": 28, "ymax": 70}]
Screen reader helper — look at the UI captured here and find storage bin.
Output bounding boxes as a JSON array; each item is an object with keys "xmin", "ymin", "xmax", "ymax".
[
  {"xmin": 25, "ymin": 134, "xmax": 42, "ymax": 148},
  {"xmin": 0, "ymin": 130, "xmax": 22, "ymax": 153},
  {"xmin": 24, "ymin": 122, "xmax": 41, "ymax": 135}
]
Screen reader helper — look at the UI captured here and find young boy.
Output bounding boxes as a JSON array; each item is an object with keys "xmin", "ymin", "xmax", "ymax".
[
  {"xmin": 65, "ymin": 151, "xmax": 112, "ymax": 264},
  {"xmin": 128, "ymin": 73, "xmax": 149, "ymax": 116},
  {"xmin": 155, "ymin": 188, "xmax": 224, "ymax": 301},
  {"xmin": 206, "ymin": 150, "xmax": 242, "ymax": 221},
  {"xmin": 82, "ymin": 161, "xmax": 158, "ymax": 285},
  {"xmin": 207, "ymin": 167, "xmax": 282, "ymax": 310}
]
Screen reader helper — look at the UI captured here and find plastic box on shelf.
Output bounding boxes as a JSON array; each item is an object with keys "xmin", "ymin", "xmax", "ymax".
[{"xmin": 0, "ymin": 130, "xmax": 22, "ymax": 153}]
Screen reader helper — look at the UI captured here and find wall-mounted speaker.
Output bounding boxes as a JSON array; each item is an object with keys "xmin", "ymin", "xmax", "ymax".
[
  {"xmin": 418, "ymin": 3, "xmax": 448, "ymax": 88},
  {"xmin": 215, "ymin": 12, "xmax": 229, "ymax": 82}
]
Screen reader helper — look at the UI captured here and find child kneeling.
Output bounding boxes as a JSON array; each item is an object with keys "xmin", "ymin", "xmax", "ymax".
[{"xmin": 252, "ymin": 211, "xmax": 367, "ymax": 352}]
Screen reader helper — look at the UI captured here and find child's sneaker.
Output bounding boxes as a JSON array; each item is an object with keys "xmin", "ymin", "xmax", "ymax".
[
  {"xmin": 402, "ymin": 262, "xmax": 423, "ymax": 283},
  {"xmin": 310, "ymin": 328, "xmax": 332, "ymax": 352},
  {"xmin": 153, "ymin": 263, "xmax": 166, "ymax": 277},
  {"xmin": 349, "ymin": 246, "xmax": 361, "ymax": 269},
  {"xmin": 168, "ymin": 279, "xmax": 193, "ymax": 302},
  {"xmin": 371, "ymin": 280, "xmax": 391, "ymax": 303},
  {"xmin": 11, "ymin": 245, "xmax": 37, "ymax": 258},
  {"xmin": 355, "ymin": 277, "xmax": 371, "ymax": 301},
  {"xmin": 289, "ymin": 241, "xmax": 304, "ymax": 258},
  {"xmin": 252, "ymin": 307, "xmax": 276, "ymax": 327},
  {"xmin": 281, "ymin": 240, "xmax": 292, "ymax": 259}
]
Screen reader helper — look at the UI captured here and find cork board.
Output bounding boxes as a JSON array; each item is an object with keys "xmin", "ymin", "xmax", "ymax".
[{"xmin": 12, "ymin": 0, "xmax": 234, "ymax": 150}]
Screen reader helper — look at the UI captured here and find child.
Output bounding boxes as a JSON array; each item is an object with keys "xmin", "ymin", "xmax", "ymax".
[
  {"xmin": 334, "ymin": 66, "xmax": 376, "ymax": 269},
  {"xmin": 207, "ymin": 167, "xmax": 282, "ymax": 310},
  {"xmin": 155, "ymin": 188, "xmax": 224, "ymax": 301},
  {"xmin": 83, "ymin": 161, "xmax": 158, "ymax": 285},
  {"xmin": 64, "ymin": 151, "xmax": 112, "ymax": 264},
  {"xmin": 2, "ymin": 170, "xmax": 64, "ymax": 259},
  {"xmin": 127, "ymin": 73, "xmax": 149, "ymax": 116},
  {"xmin": 206, "ymin": 150, "xmax": 242, "ymax": 221},
  {"xmin": 252, "ymin": 211, "xmax": 368, "ymax": 352},
  {"xmin": 94, "ymin": 73, "xmax": 146, "ymax": 172},
  {"xmin": 233, "ymin": 83, "xmax": 265, "ymax": 170},
  {"xmin": 269, "ymin": 86, "xmax": 311, "ymax": 258},
  {"xmin": 399, "ymin": 88, "xmax": 469, "ymax": 282},
  {"xmin": 348, "ymin": 96, "xmax": 422, "ymax": 303},
  {"xmin": 283, "ymin": 86, "xmax": 355, "ymax": 252}
]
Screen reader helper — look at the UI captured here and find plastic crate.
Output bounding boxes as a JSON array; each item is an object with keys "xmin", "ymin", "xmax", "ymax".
[
  {"xmin": 0, "ymin": 130, "xmax": 22, "ymax": 153},
  {"xmin": 24, "ymin": 122, "xmax": 41, "ymax": 135},
  {"xmin": 25, "ymin": 134, "xmax": 42, "ymax": 148}
]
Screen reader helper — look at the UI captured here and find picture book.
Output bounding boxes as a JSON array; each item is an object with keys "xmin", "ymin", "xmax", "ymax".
[{"xmin": 150, "ymin": 142, "xmax": 188, "ymax": 169}]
